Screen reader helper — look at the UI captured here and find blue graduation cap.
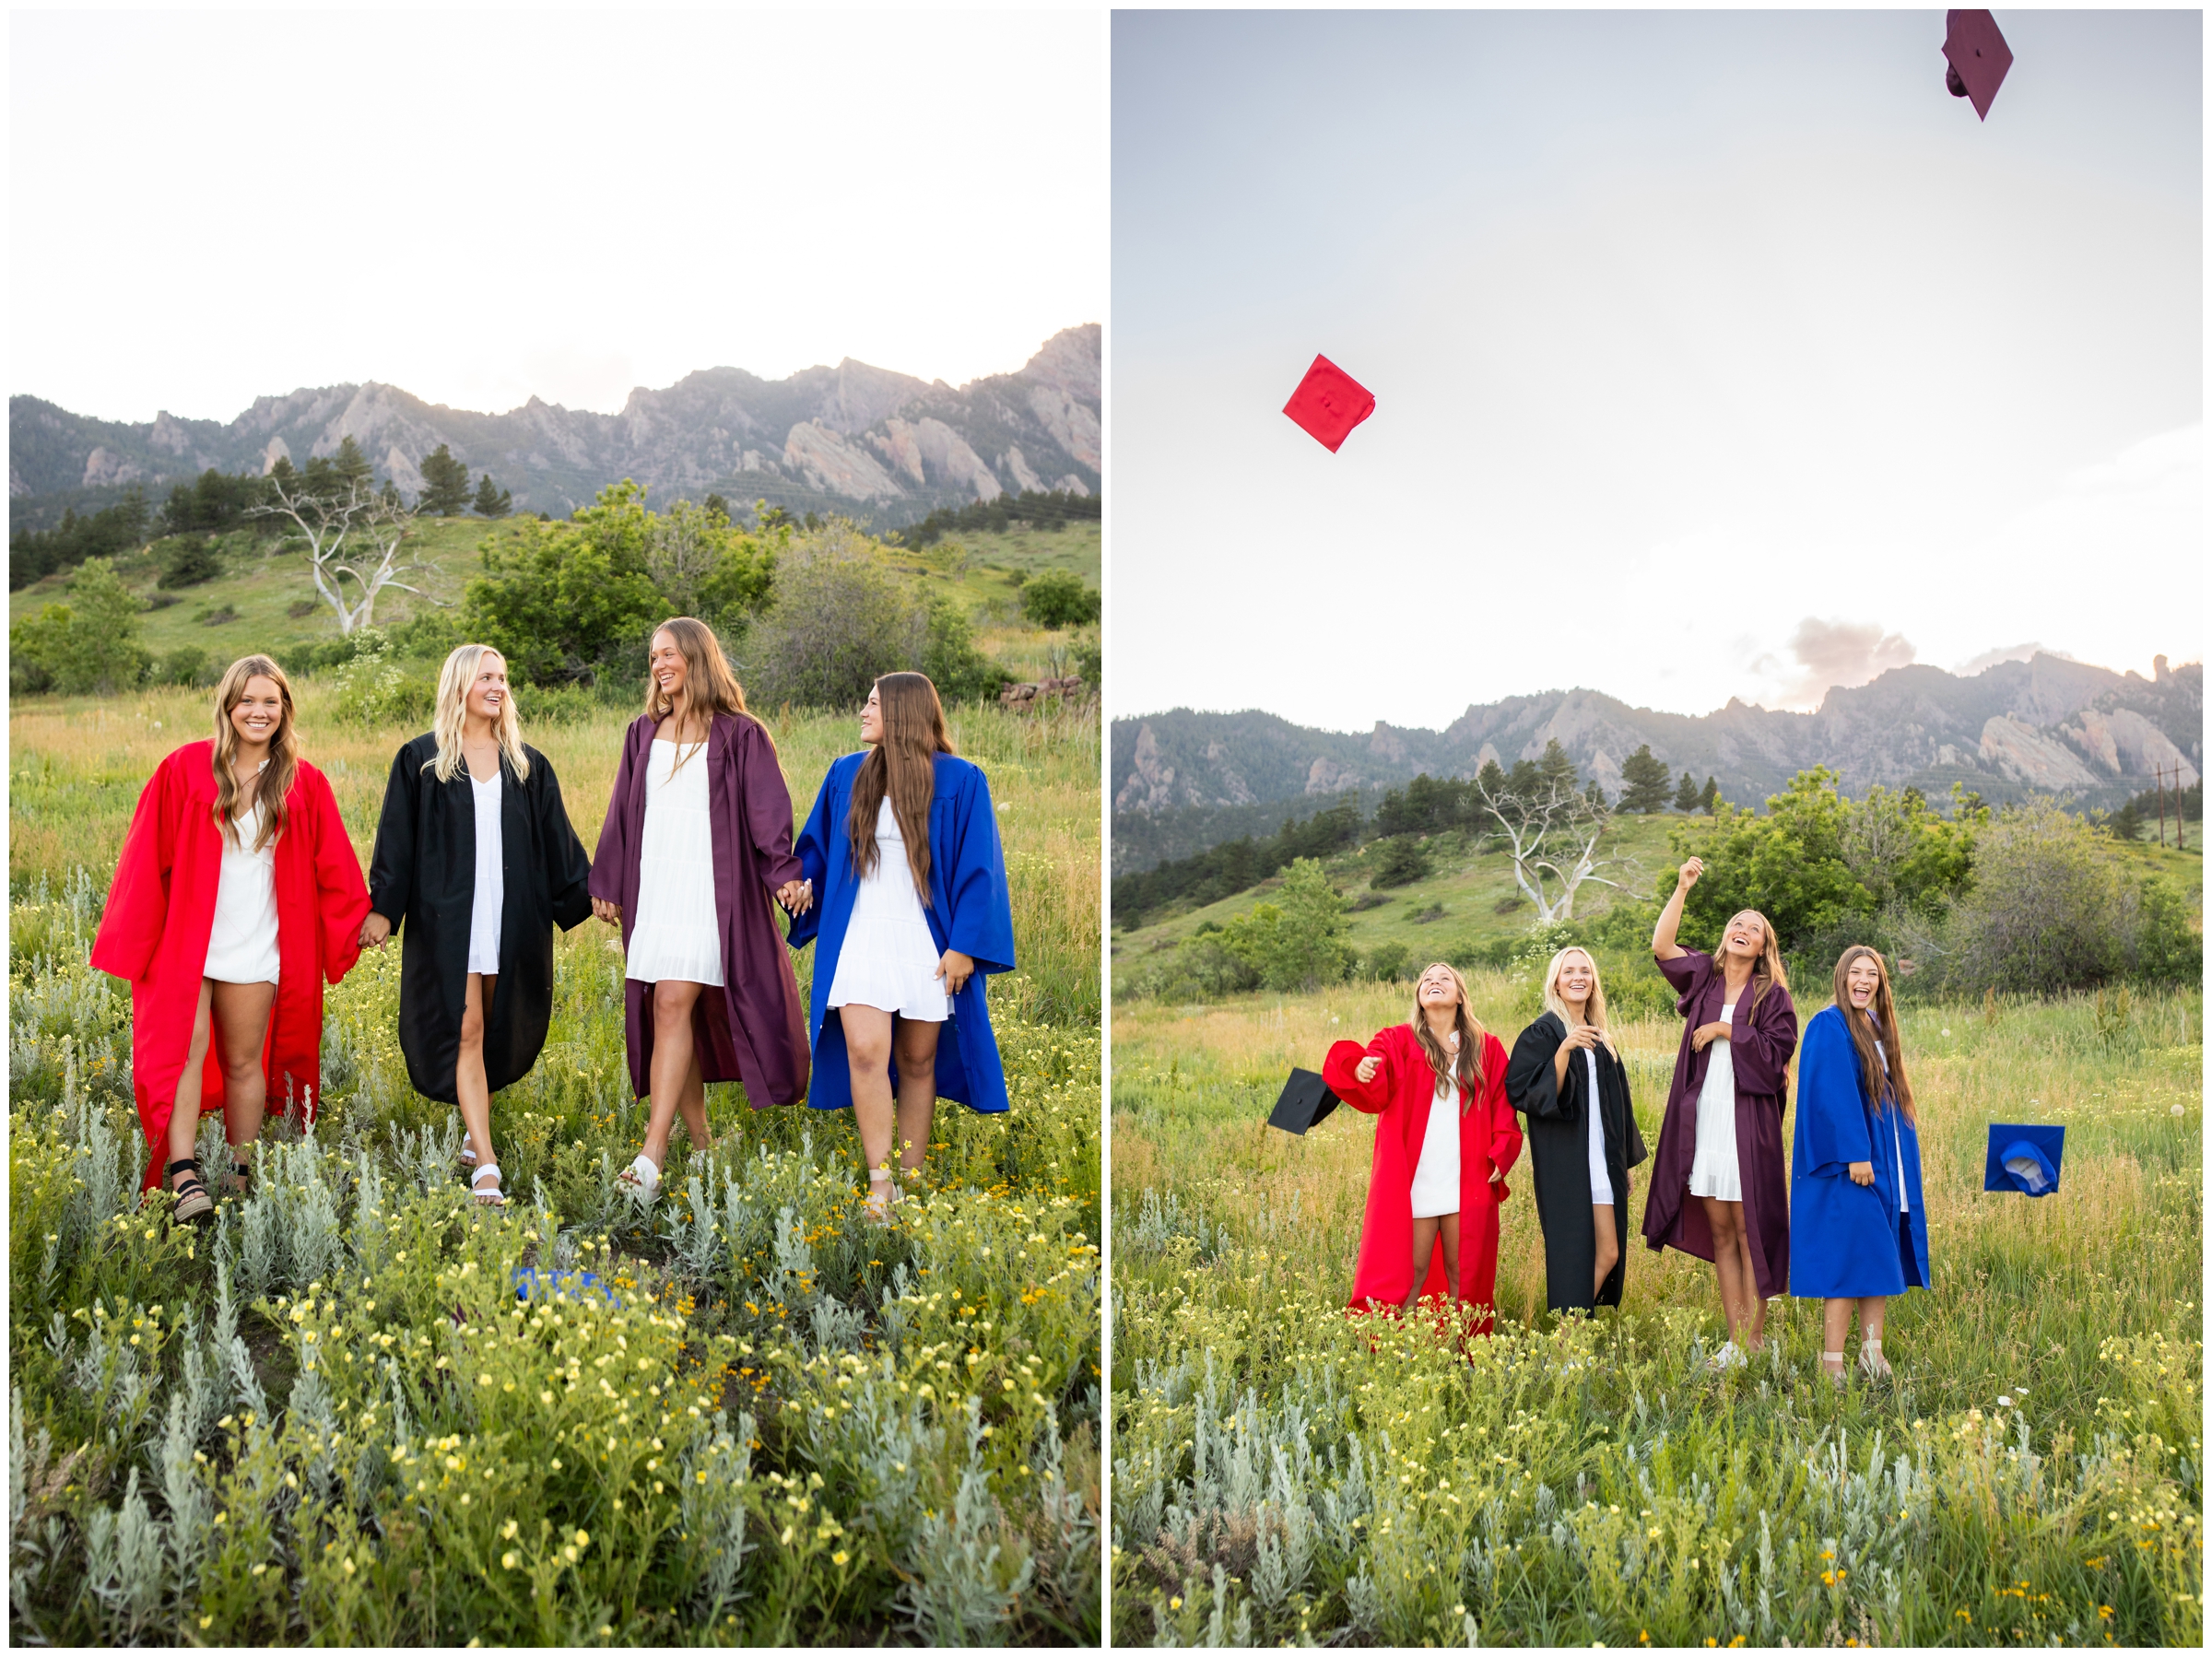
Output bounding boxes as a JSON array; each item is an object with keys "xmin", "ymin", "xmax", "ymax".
[
  {"xmin": 512, "ymin": 1266, "xmax": 619, "ymax": 1305},
  {"xmin": 1983, "ymin": 1123, "xmax": 2064, "ymax": 1197}
]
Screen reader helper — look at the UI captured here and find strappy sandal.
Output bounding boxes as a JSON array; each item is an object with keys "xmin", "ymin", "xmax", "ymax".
[
  {"xmin": 470, "ymin": 1162, "xmax": 509, "ymax": 1208},
  {"xmin": 616, "ymin": 1154, "xmax": 661, "ymax": 1205},
  {"xmin": 227, "ymin": 1151, "xmax": 254, "ymax": 1199},
  {"xmin": 167, "ymin": 1158, "xmax": 214, "ymax": 1225},
  {"xmin": 862, "ymin": 1179, "xmax": 903, "ymax": 1225},
  {"xmin": 1820, "ymin": 1350, "xmax": 1848, "ymax": 1389},
  {"xmin": 1859, "ymin": 1337, "xmax": 1892, "ymax": 1380}
]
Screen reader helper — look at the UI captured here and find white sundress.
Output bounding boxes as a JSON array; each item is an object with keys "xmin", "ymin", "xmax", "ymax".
[
  {"xmin": 1407, "ymin": 1049, "xmax": 1462, "ymax": 1219},
  {"xmin": 204, "ymin": 790, "xmax": 280, "ymax": 986},
  {"xmin": 828, "ymin": 797, "xmax": 949, "ymax": 1023},
  {"xmin": 1688, "ymin": 1001, "xmax": 1742, "ymax": 1202},
  {"xmin": 624, "ymin": 740, "xmax": 724, "ymax": 988},
  {"xmin": 1584, "ymin": 1047, "xmax": 1612, "ymax": 1204},
  {"xmin": 465, "ymin": 769, "xmax": 503, "ymax": 975}
]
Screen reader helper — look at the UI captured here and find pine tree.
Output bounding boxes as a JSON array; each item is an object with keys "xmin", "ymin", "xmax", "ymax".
[
  {"xmin": 334, "ymin": 435, "xmax": 374, "ymax": 492},
  {"xmin": 419, "ymin": 444, "xmax": 473, "ymax": 516},
  {"xmin": 703, "ymin": 492, "xmax": 731, "ymax": 522},
  {"xmin": 473, "ymin": 473, "xmax": 513, "ymax": 517},
  {"xmin": 1537, "ymin": 738, "xmax": 1578, "ymax": 793},
  {"xmin": 1619, "ymin": 744, "xmax": 1671, "ymax": 814},
  {"xmin": 1673, "ymin": 770, "xmax": 1701, "ymax": 813},
  {"xmin": 1700, "ymin": 776, "xmax": 1721, "ymax": 815}
]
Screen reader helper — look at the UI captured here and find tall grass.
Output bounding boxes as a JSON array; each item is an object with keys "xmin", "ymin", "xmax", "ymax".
[
  {"xmin": 6, "ymin": 687, "xmax": 1102, "ymax": 1644},
  {"xmin": 1111, "ymin": 975, "xmax": 2202, "ymax": 1646}
]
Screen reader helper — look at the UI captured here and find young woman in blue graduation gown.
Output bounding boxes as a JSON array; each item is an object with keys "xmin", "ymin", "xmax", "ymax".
[
  {"xmin": 787, "ymin": 672, "xmax": 1016, "ymax": 1217},
  {"xmin": 1790, "ymin": 946, "xmax": 1930, "ymax": 1383}
]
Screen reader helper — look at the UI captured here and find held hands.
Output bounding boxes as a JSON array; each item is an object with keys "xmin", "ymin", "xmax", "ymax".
[
  {"xmin": 934, "ymin": 948, "xmax": 976, "ymax": 996},
  {"xmin": 359, "ymin": 911, "xmax": 392, "ymax": 949},
  {"xmin": 1676, "ymin": 857, "xmax": 1704, "ymax": 893},
  {"xmin": 1689, "ymin": 1020, "xmax": 1733, "ymax": 1052},
  {"xmin": 1355, "ymin": 1054, "xmax": 1382, "ymax": 1086},
  {"xmin": 592, "ymin": 897, "xmax": 621, "ymax": 927},
  {"xmin": 774, "ymin": 878, "xmax": 814, "ymax": 915},
  {"xmin": 1848, "ymin": 1160, "xmax": 1875, "ymax": 1186}
]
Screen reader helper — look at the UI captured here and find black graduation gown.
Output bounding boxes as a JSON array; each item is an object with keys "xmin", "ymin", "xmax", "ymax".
[
  {"xmin": 1504, "ymin": 1012, "xmax": 1649, "ymax": 1312},
  {"xmin": 367, "ymin": 734, "xmax": 594, "ymax": 1104}
]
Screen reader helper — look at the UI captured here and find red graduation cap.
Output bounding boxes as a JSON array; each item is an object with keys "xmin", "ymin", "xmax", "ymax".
[
  {"xmin": 1282, "ymin": 354, "xmax": 1376, "ymax": 453},
  {"xmin": 1943, "ymin": 10, "xmax": 2013, "ymax": 122}
]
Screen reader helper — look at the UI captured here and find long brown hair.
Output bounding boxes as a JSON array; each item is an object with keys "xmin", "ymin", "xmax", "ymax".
[
  {"xmin": 1717, "ymin": 907, "xmax": 1789, "ymax": 1019},
  {"xmin": 642, "ymin": 617, "xmax": 761, "ymax": 775},
  {"xmin": 1411, "ymin": 961, "xmax": 1489, "ymax": 1105},
  {"xmin": 848, "ymin": 672, "xmax": 953, "ymax": 900},
  {"xmin": 1831, "ymin": 945, "xmax": 1916, "ymax": 1125},
  {"xmin": 210, "ymin": 654, "xmax": 300, "ymax": 852}
]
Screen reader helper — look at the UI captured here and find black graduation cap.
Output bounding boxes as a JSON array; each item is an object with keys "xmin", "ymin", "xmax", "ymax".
[
  {"xmin": 1983, "ymin": 1122, "xmax": 2063, "ymax": 1196},
  {"xmin": 1268, "ymin": 1067, "xmax": 1341, "ymax": 1134},
  {"xmin": 1944, "ymin": 10, "xmax": 2013, "ymax": 122}
]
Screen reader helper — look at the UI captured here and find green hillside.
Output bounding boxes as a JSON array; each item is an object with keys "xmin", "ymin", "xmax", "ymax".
[{"xmin": 12, "ymin": 513, "xmax": 1100, "ymax": 688}]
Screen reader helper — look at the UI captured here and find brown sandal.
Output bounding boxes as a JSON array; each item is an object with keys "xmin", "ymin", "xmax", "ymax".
[{"xmin": 167, "ymin": 1158, "xmax": 214, "ymax": 1225}]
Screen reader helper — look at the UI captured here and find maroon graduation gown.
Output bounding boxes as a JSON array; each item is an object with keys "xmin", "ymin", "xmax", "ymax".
[
  {"xmin": 587, "ymin": 712, "xmax": 810, "ymax": 1108},
  {"xmin": 1639, "ymin": 948, "xmax": 1797, "ymax": 1299}
]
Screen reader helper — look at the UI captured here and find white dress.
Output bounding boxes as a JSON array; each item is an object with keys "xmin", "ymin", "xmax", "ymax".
[
  {"xmin": 1584, "ymin": 1047, "xmax": 1612, "ymax": 1204},
  {"xmin": 828, "ymin": 797, "xmax": 948, "ymax": 1022},
  {"xmin": 1688, "ymin": 1001, "xmax": 1742, "ymax": 1202},
  {"xmin": 1877, "ymin": 1038, "xmax": 1906, "ymax": 1215},
  {"xmin": 1407, "ymin": 1060, "xmax": 1462, "ymax": 1219},
  {"xmin": 466, "ymin": 769, "xmax": 503, "ymax": 975},
  {"xmin": 624, "ymin": 740, "xmax": 724, "ymax": 988},
  {"xmin": 204, "ymin": 794, "xmax": 280, "ymax": 986}
]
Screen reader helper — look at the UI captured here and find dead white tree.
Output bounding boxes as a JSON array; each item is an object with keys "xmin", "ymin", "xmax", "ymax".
[
  {"xmin": 251, "ymin": 474, "xmax": 438, "ymax": 636},
  {"xmin": 1473, "ymin": 770, "xmax": 1641, "ymax": 923}
]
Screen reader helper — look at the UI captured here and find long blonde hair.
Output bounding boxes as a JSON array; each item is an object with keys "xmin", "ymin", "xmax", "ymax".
[
  {"xmin": 643, "ymin": 617, "xmax": 759, "ymax": 776},
  {"xmin": 1540, "ymin": 945, "xmax": 1618, "ymax": 1057},
  {"xmin": 210, "ymin": 654, "xmax": 299, "ymax": 852},
  {"xmin": 426, "ymin": 644, "xmax": 530, "ymax": 784},
  {"xmin": 849, "ymin": 671, "xmax": 953, "ymax": 900},
  {"xmin": 1831, "ymin": 945, "xmax": 1917, "ymax": 1125},
  {"xmin": 1718, "ymin": 907, "xmax": 1789, "ymax": 1019},
  {"xmin": 1411, "ymin": 961, "xmax": 1489, "ymax": 1104}
]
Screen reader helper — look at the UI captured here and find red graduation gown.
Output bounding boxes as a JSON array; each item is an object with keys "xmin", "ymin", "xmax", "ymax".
[
  {"xmin": 1323, "ymin": 1023, "xmax": 1522, "ymax": 1331},
  {"xmin": 88, "ymin": 742, "xmax": 370, "ymax": 1190}
]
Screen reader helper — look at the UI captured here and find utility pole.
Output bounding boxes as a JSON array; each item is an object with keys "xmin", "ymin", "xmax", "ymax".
[{"xmin": 2156, "ymin": 764, "xmax": 2167, "ymax": 848}]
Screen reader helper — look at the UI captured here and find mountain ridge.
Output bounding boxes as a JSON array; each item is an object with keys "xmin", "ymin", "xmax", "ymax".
[
  {"xmin": 1111, "ymin": 653, "xmax": 2204, "ymax": 873},
  {"xmin": 9, "ymin": 325, "xmax": 1100, "ymax": 527}
]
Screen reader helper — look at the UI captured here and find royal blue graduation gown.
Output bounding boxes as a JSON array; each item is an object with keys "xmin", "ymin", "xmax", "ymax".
[
  {"xmin": 1789, "ymin": 1005, "xmax": 1930, "ymax": 1299},
  {"xmin": 788, "ymin": 751, "xmax": 1017, "ymax": 1115}
]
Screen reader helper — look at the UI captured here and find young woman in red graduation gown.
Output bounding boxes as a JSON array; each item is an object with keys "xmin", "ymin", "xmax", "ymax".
[
  {"xmin": 89, "ymin": 655, "xmax": 371, "ymax": 1218},
  {"xmin": 1322, "ymin": 961, "xmax": 1522, "ymax": 1331}
]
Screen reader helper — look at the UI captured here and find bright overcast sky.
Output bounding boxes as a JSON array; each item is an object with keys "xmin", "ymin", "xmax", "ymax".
[
  {"xmin": 1112, "ymin": 10, "xmax": 2202, "ymax": 725},
  {"xmin": 10, "ymin": 9, "xmax": 1105, "ymax": 421}
]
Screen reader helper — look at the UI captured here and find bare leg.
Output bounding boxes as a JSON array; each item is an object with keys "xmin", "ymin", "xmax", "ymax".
[
  {"xmin": 675, "ymin": 1049, "xmax": 709, "ymax": 1152},
  {"xmin": 1700, "ymin": 1196, "xmax": 1751, "ymax": 1345},
  {"xmin": 842, "ymin": 1005, "xmax": 899, "ymax": 1203},
  {"xmin": 1821, "ymin": 1296, "xmax": 1854, "ymax": 1379},
  {"xmin": 1591, "ymin": 1204, "xmax": 1619, "ymax": 1303},
  {"xmin": 1735, "ymin": 1226, "xmax": 1767, "ymax": 1349},
  {"xmin": 1859, "ymin": 1295, "xmax": 1886, "ymax": 1344},
  {"xmin": 456, "ymin": 974, "xmax": 499, "ymax": 1191},
  {"xmin": 1437, "ymin": 1212, "xmax": 1461, "ymax": 1300},
  {"xmin": 166, "ymin": 979, "xmax": 218, "ymax": 1168},
  {"xmin": 208, "ymin": 980, "xmax": 276, "ymax": 1150},
  {"xmin": 641, "ymin": 980, "xmax": 710, "ymax": 1169},
  {"xmin": 892, "ymin": 1017, "xmax": 942, "ymax": 1177},
  {"xmin": 1403, "ymin": 1214, "xmax": 1442, "ymax": 1312}
]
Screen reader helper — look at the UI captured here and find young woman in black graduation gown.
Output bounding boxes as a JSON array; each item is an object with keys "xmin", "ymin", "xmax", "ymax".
[
  {"xmin": 1505, "ymin": 945, "xmax": 1648, "ymax": 1311},
  {"xmin": 364, "ymin": 645, "xmax": 593, "ymax": 1205}
]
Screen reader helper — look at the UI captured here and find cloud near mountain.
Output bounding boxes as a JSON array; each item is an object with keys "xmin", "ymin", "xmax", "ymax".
[{"xmin": 10, "ymin": 325, "xmax": 1100, "ymax": 526}]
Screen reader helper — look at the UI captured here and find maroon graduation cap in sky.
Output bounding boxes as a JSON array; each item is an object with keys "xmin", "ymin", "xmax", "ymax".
[
  {"xmin": 1943, "ymin": 9, "xmax": 2013, "ymax": 121},
  {"xmin": 1282, "ymin": 354, "xmax": 1376, "ymax": 453}
]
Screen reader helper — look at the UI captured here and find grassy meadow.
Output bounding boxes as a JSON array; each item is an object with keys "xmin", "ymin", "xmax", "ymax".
[
  {"xmin": 1110, "ymin": 976, "xmax": 2202, "ymax": 1646},
  {"xmin": 8, "ymin": 681, "xmax": 1102, "ymax": 1644}
]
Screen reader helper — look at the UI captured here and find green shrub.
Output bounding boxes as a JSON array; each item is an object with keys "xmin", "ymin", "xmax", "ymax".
[
  {"xmin": 1361, "ymin": 940, "xmax": 1412, "ymax": 982},
  {"xmin": 921, "ymin": 594, "xmax": 1009, "ymax": 705},
  {"xmin": 1368, "ymin": 834, "xmax": 1431, "ymax": 889},
  {"xmin": 157, "ymin": 645, "xmax": 214, "ymax": 688},
  {"xmin": 460, "ymin": 482, "xmax": 665, "ymax": 687},
  {"xmin": 8, "ymin": 558, "xmax": 153, "ymax": 695},
  {"xmin": 155, "ymin": 535, "xmax": 223, "ymax": 590},
  {"xmin": 1219, "ymin": 859, "xmax": 1353, "ymax": 993},
  {"xmin": 329, "ymin": 629, "xmax": 434, "ymax": 729},
  {"xmin": 1020, "ymin": 570, "xmax": 1100, "ymax": 629},
  {"xmin": 744, "ymin": 551, "xmax": 924, "ymax": 711}
]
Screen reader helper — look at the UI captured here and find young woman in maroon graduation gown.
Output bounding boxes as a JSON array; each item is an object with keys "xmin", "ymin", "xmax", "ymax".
[
  {"xmin": 1642, "ymin": 858, "xmax": 1799, "ymax": 1367},
  {"xmin": 89, "ymin": 655, "xmax": 370, "ymax": 1218},
  {"xmin": 588, "ymin": 618, "xmax": 814, "ymax": 1204},
  {"xmin": 1322, "ymin": 961, "xmax": 1522, "ymax": 1330}
]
